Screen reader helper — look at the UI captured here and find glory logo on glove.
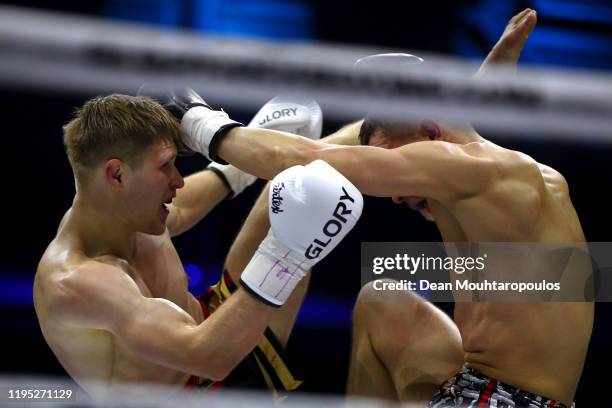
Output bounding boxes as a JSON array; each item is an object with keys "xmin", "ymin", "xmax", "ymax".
[
  {"xmin": 305, "ymin": 186, "xmax": 357, "ymax": 260},
  {"xmin": 249, "ymin": 95, "xmax": 323, "ymax": 139},
  {"xmin": 240, "ymin": 160, "xmax": 363, "ymax": 307},
  {"xmin": 257, "ymin": 107, "xmax": 300, "ymax": 126}
]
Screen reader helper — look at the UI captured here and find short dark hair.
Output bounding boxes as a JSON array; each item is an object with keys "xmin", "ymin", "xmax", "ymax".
[
  {"xmin": 359, "ymin": 117, "xmax": 383, "ymax": 145},
  {"xmin": 63, "ymin": 94, "xmax": 183, "ymax": 180},
  {"xmin": 359, "ymin": 117, "xmax": 401, "ymax": 145}
]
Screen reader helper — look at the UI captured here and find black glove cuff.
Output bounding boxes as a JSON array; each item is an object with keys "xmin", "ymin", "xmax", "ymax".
[
  {"xmin": 186, "ymin": 102, "xmax": 210, "ymax": 110},
  {"xmin": 239, "ymin": 278, "xmax": 282, "ymax": 308},
  {"xmin": 205, "ymin": 166, "xmax": 234, "ymax": 199},
  {"xmin": 208, "ymin": 122, "xmax": 244, "ymax": 165}
]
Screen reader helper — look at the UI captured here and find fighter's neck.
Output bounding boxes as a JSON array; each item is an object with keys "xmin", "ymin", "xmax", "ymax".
[{"xmin": 68, "ymin": 195, "xmax": 137, "ymax": 262}]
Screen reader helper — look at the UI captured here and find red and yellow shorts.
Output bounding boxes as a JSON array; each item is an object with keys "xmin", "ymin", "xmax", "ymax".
[{"xmin": 186, "ymin": 271, "xmax": 302, "ymax": 399}]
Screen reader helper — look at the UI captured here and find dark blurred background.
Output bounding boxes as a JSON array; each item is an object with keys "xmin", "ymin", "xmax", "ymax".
[{"xmin": 1, "ymin": 0, "xmax": 611, "ymax": 405}]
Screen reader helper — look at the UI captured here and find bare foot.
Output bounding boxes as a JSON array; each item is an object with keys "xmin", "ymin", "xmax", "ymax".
[{"xmin": 477, "ymin": 8, "xmax": 537, "ymax": 75}]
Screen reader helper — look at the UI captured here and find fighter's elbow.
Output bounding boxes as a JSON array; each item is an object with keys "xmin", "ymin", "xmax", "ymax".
[
  {"xmin": 190, "ymin": 353, "xmax": 236, "ymax": 382},
  {"xmin": 184, "ymin": 334, "xmax": 236, "ymax": 382},
  {"xmin": 200, "ymin": 364, "xmax": 231, "ymax": 382}
]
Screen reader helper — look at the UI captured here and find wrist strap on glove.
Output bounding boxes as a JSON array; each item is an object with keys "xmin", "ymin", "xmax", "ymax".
[{"xmin": 240, "ymin": 231, "xmax": 311, "ymax": 307}]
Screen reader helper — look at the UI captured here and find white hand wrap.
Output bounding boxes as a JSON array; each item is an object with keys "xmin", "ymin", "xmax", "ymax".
[
  {"xmin": 240, "ymin": 160, "xmax": 363, "ymax": 306},
  {"xmin": 181, "ymin": 106, "xmax": 242, "ymax": 161}
]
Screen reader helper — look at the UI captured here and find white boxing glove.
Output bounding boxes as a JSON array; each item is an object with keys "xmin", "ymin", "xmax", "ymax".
[
  {"xmin": 207, "ymin": 95, "xmax": 324, "ymax": 197},
  {"xmin": 248, "ymin": 95, "xmax": 323, "ymax": 140},
  {"xmin": 240, "ymin": 160, "xmax": 363, "ymax": 307},
  {"xmin": 136, "ymin": 85, "xmax": 242, "ymax": 162}
]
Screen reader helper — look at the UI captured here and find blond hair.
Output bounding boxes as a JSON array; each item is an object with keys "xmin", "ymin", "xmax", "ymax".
[{"xmin": 63, "ymin": 94, "xmax": 182, "ymax": 180}]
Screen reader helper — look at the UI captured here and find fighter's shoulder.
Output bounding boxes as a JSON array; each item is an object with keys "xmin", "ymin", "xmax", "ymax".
[
  {"xmin": 45, "ymin": 256, "xmax": 134, "ymax": 309},
  {"xmin": 37, "ymin": 258, "xmax": 138, "ymax": 329},
  {"xmin": 537, "ymin": 162, "xmax": 570, "ymax": 195},
  {"xmin": 494, "ymin": 147, "xmax": 563, "ymax": 186},
  {"xmin": 468, "ymin": 143, "xmax": 544, "ymax": 181}
]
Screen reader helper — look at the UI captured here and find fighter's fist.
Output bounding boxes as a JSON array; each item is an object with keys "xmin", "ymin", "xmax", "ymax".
[
  {"xmin": 138, "ymin": 85, "xmax": 209, "ymax": 120},
  {"xmin": 138, "ymin": 85, "xmax": 242, "ymax": 162}
]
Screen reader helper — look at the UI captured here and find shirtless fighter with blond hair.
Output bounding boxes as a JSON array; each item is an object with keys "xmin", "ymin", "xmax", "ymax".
[
  {"xmin": 145, "ymin": 8, "xmax": 592, "ymax": 407},
  {"xmin": 34, "ymin": 93, "xmax": 362, "ymax": 396}
]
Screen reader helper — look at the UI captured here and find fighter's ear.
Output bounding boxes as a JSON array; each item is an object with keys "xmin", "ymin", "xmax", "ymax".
[
  {"xmin": 418, "ymin": 119, "xmax": 441, "ymax": 141},
  {"xmin": 104, "ymin": 159, "xmax": 124, "ymax": 186}
]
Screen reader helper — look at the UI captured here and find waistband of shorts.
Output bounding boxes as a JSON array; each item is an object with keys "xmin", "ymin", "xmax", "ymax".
[{"xmin": 460, "ymin": 366, "xmax": 569, "ymax": 408}]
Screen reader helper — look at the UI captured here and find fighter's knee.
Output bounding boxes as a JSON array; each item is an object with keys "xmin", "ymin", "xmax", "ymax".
[
  {"xmin": 356, "ymin": 279, "xmax": 425, "ymax": 303},
  {"xmin": 353, "ymin": 282, "xmax": 461, "ymax": 362},
  {"xmin": 353, "ymin": 281, "xmax": 434, "ymax": 353},
  {"xmin": 354, "ymin": 280, "xmax": 426, "ymax": 324},
  {"xmin": 353, "ymin": 281, "xmax": 393, "ymax": 324}
]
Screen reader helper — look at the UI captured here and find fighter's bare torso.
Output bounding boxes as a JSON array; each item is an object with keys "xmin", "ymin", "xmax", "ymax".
[
  {"xmin": 428, "ymin": 141, "xmax": 593, "ymax": 404},
  {"xmin": 34, "ymin": 210, "xmax": 199, "ymax": 391}
]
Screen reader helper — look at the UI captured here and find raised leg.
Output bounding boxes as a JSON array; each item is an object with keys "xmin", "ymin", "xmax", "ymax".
[{"xmin": 347, "ymin": 282, "xmax": 463, "ymax": 403}]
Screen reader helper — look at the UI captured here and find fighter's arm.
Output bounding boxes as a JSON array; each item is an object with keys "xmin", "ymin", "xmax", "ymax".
[
  {"xmin": 221, "ymin": 125, "xmax": 347, "ymax": 346},
  {"xmin": 476, "ymin": 8, "xmax": 537, "ymax": 77},
  {"xmin": 166, "ymin": 95, "xmax": 327, "ymax": 237},
  {"xmin": 166, "ymin": 169, "xmax": 230, "ymax": 237},
  {"xmin": 325, "ymin": 140, "xmax": 498, "ymax": 200},
  {"xmin": 224, "ymin": 130, "xmax": 358, "ymax": 276},
  {"xmin": 50, "ymin": 262, "xmax": 272, "ymax": 381},
  {"xmin": 218, "ymin": 128, "xmax": 495, "ymax": 201}
]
